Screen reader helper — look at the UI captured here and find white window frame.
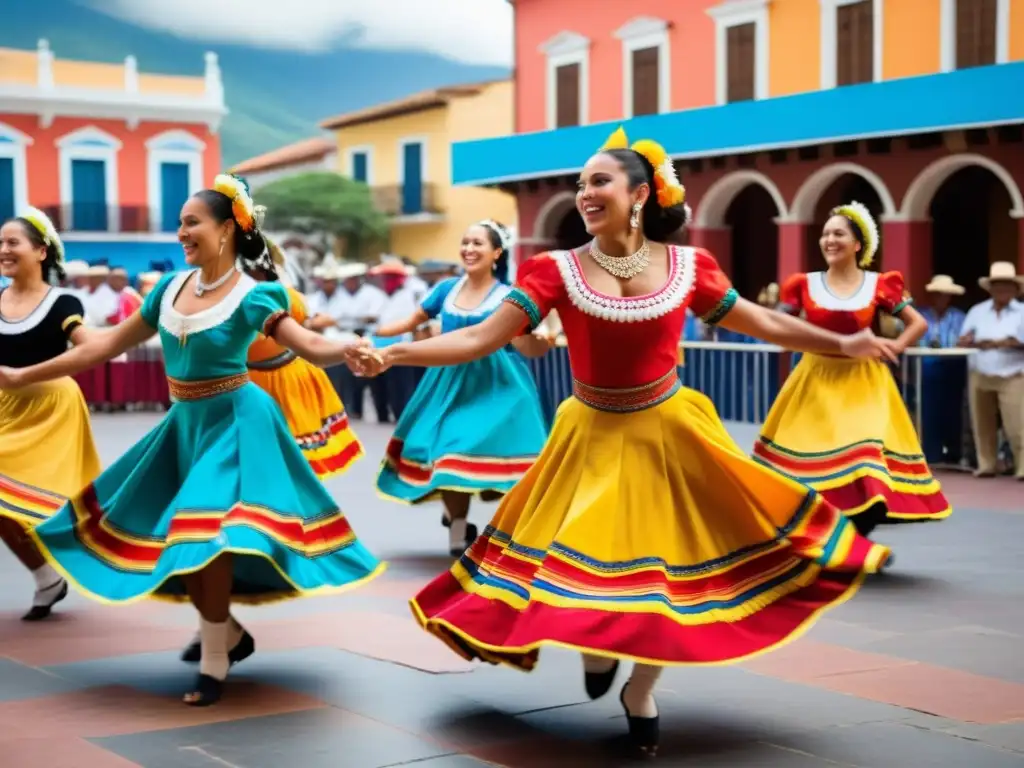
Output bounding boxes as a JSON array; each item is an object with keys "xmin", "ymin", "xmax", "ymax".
[
  {"xmin": 0, "ymin": 122, "xmax": 32, "ymax": 217},
  {"xmin": 56, "ymin": 126, "xmax": 122, "ymax": 232},
  {"xmin": 939, "ymin": 0, "xmax": 1010, "ymax": 72},
  {"xmin": 706, "ymin": 0, "xmax": 770, "ymax": 106},
  {"xmin": 615, "ymin": 17, "xmax": 672, "ymax": 117},
  {"xmin": 820, "ymin": 0, "xmax": 884, "ymax": 90},
  {"xmin": 345, "ymin": 145, "xmax": 374, "ymax": 185},
  {"xmin": 145, "ymin": 129, "xmax": 205, "ymax": 233},
  {"xmin": 539, "ymin": 31, "xmax": 590, "ymax": 130}
]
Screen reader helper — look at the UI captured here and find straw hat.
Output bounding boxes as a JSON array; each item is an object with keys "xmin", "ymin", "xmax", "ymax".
[
  {"xmin": 978, "ymin": 261, "xmax": 1024, "ymax": 292},
  {"xmin": 369, "ymin": 261, "xmax": 408, "ymax": 277},
  {"xmin": 333, "ymin": 262, "xmax": 368, "ymax": 280},
  {"xmin": 64, "ymin": 259, "xmax": 89, "ymax": 278},
  {"xmin": 924, "ymin": 275, "xmax": 965, "ymax": 295},
  {"xmin": 87, "ymin": 264, "xmax": 110, "ymax": 277}
]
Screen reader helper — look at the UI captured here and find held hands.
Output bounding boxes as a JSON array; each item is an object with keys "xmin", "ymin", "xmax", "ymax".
[
  {"xmin": 838, "ymin": 328, "xmax": 900, "ymax": 364},
  {"xmin": 340, "ymin": 337, "xmax": 391, "ymax": 378}
]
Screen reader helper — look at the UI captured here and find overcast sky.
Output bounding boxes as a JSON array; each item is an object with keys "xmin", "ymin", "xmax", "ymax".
[{"xmin": 82, "ymin": 0, "xmax": 514, "ymax": 66}]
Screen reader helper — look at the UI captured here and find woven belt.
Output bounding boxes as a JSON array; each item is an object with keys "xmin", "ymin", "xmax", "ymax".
[
  {"xmin": 572, "ymin": 369, "xmax": 681, "ymax": 413},
  {"xmin": 247, "ymin": 349, "xmax": 297, "ymax": 371},
  {"xmin": 167, "ymin": 373, "xmax": 249, "ymax": 401}
]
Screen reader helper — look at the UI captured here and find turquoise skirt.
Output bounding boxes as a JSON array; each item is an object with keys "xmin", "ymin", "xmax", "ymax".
[
  {"xmin": 32, "ymin": 382, "xmax": 384, "ymax": 604},
  {"xmin": 377, "ymin": 349, "xmax": 547, "ymax": 503}
]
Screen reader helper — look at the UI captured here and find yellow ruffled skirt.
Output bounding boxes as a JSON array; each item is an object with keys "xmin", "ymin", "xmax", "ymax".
[
  {"xmin": 248, "ymin": 355, "xmax": 363, "ymax": 479},
  {"xmin": 0, "ymin": 378, "xmax": 102, "ymax": 527},
  {"xmin": 756, "ymin": 355, "xmax": 950, "ymax": 522},
  {"xmin": 412, "ymin": 384, "xmax": 889, "ymax": 670}
]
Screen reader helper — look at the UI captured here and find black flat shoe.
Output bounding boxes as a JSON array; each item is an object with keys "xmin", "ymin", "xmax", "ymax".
[
  {"xmin": 183, "ymin": 674, "xmax": 223, "ymax": 707},
  {"xmin": 181, "ymin": 629, "xmax": 256, "ymax": 665},
  {"xmin": 620, "ymin": 684, "xmax": 659, "ymax": 758},
  {"xmin": 22, "ymin": 580, "xmax": 68, "ymax": 621},
  {"xmin": 584, "ymin": 659, "xmax": 620, "ymax": 700},
  {"xmin": 449, "ymin": 523, "xmax": 479, "ymax": 557},
  {"xmin": 441, "ymin": 513, "xmax": 451, "ymax": 528}
]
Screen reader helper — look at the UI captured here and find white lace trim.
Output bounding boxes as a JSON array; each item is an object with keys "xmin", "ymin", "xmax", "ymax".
[
  {"xmin": 158, "ymin": 270, "xmax": 256, "ymax": 340},
  {"xmin": 806, "ymin": 270, "xmax": 878, "ymax": 311},
  {"xmin": 0, "ymin": 288, "xmax": 75, "ymax": 335},
  {"xmin": 444, "ymin": 276, "xmax": 511, "ymax": 317},
  {"xmin": 553, "ymin": 245, "xmax": 696, "ymax": 323}
]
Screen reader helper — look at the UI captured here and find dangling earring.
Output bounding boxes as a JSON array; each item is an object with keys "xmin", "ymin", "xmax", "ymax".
[
  {"xmin": 218, "ymin": 238, "xmax": 226, "ymax": 257},
  {"xmin": 629, "ymin": 202, "xmax": 642, "ymax": 230}
]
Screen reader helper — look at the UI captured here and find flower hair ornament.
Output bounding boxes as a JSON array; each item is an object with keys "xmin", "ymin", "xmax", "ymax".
[
  {"xmin": 212, "ymin": 173, "xmax": 257, "ymax": 232},
  {"xmin": 477, "ymin": 219, "xmax": 514, "ymax": 253},
  {"xmin": 19, "ymin": 206, "xmax": 65, "ymax": 264},
  {"xmin": 831, "ymin": 201, "xmax": 879, "ymax": 268},
  {"xmin": 600, "ymin": 126, "xmax": 686, "ymax": 209}
]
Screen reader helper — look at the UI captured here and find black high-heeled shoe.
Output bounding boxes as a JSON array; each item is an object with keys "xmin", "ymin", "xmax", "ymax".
[
  {"xmin": 449, "ymin": 523, "xmax": 479, "ymax": 557},
  {"xmin": 584, "ymin": 659, "xmax": 620, "ymax": 700},
  {"xmin": 181, "ymin": 629, "xmax": 256, "ymax": 665},
  {"xmin": 620, "ymin": 683, "xmax": 659, "ymax": 757},
  {"xmin": 22, "ymin": 580, "xmax": 68, "ymax": 621},
  {"xmin": 183, "ymin": 674, "xmax": 223, "ymax": 707}
]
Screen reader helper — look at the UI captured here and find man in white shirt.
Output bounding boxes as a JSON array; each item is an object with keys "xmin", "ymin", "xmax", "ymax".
[{"xmin": 957, "ymin": 262, "xmax": 1024, "ymax": 479}]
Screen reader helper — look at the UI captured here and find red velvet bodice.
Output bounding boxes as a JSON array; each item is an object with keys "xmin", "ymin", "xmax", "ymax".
[
  {"xmin": 510, "ymin": 246, "xmax": 736, "ymax": 389},
  {"xmin": 779, "ymin": 270, "xmax": 908, "ymax": 335}
]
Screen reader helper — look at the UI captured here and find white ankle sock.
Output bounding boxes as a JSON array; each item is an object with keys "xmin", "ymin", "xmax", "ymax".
[
  {"xmin": 449, "ymin": 518, "xmax": 468, "ymax": 550},
  {"xmin": 583, "ymin": 653, "xmax": 616, "ymax": 675},
  {"xmin": 194, "ymin": 615, "xmax": 243, "ymax": 648},
  {"xmin": 623, "ymin": 664, "xmax": 661, "ymax": 718},
  {"xmin": 199, "ymin": 619, "xmax": 230, "ymax": 681},
  {"xmin": 31, "ymin": 565, "xmax": 63, "ymax": 606}
]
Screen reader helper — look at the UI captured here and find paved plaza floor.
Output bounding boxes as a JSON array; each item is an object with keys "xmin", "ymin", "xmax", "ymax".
[{"xmin": 1, "ymin": 414, "xmax": 1022, "ymax": 767}]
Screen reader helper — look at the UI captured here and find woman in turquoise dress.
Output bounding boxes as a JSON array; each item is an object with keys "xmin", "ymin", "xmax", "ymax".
[
  {"xmin": 0, "ymin": 175, "xmax": 382, "ymax": 707},
  {"xmin": 373, "ymin": 221, "xmax": 551, "ymax": 556}
]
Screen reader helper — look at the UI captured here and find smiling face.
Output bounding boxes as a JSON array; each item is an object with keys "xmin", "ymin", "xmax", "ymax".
[
  {"xmin": 178, "ymin": 196, "xmax": 233, "ymax": 268},
  {"xmin": 576, "ymin": 152, "xmax": 647, "ymax": 238},
  {"xmin": 819, "ymin": 214, "xmax": 861, "ymax": 268},
  {"xmin": 0, "ymin": 220, "xmax": 46, "ymax": 283},
  {"xmin": 459, "ymin": 224, "xmax": 501, "ymax": 277}
]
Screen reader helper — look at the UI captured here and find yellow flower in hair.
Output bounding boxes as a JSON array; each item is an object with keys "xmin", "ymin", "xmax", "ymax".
[
  {"xmin": 212, "ymin": 173, "xmax": 256, "ymax": 232},
  {"xmin": 832, "ymin": 201, "xmax": 879, "ymax": 268},
  {"xmin": 600, "ymin": 126, "xmax": 629, "ymax": 150},
  {"xmin": 630, "ymin": 139, "xmax": 668, "ymax": 170},
  {"xmin": 597, "ymin": 127, "xmax": 686, "ymax": 210}
]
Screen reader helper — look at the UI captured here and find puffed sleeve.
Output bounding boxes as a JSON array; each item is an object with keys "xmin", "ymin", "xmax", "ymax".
[
  {"xmin": 777, "ymin": 273, "xmax": 806, "ymax": 315},
  {"xmin": 876, "ymin": 271, "xmax": 912, "ymax": 315},
  {"xmin": 503, "ymin": 253, "xmax": 565, "ymax": 331},
  {"xmin": 241, "ymin": 281, "xmax": 291, "ymax": 336},
  {"xmin": 52, "ymin": 293, "xmax": 86, "ymax": 338},
  {"xmin": 140, "ymin": 272, "xmax": 178, "ymax": 328},
  {"xmin": 688, "ymin": 249, "xmax": 739, "ymax": 325},
  {"xmin": 285, "ymin": 286, "xmax": 308, "ymax": 325},
  {"xmin": 420, "ymin": 277, "xmax": 458, "ymax": 319}
]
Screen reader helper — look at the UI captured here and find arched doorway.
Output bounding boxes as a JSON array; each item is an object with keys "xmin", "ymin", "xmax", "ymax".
[
  {"xmin": 724, "ymin": 185, "xmax": 780, "ymax": 300},
  {"xmin": 805, "ymin": 174, "xmax": 887, "ymax": 271},
  {"xmin": 930, "ymin": 167, "xmax": 1021, "ymax": 307}
]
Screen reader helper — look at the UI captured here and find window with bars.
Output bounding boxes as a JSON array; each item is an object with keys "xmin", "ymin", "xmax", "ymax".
[
  {"xmin": 956, "ymin": 0, "xmax": 997, "ymax": 68},
  {"xmin": 726, "ymin": 23, "xmax": 756, "ymax": 102},
  {"xmin": 555, "ymin": 63, "xmax": 581, "ymax": 128},
  {"xmin": 836, "ymin": 0, "xmax": 874, "ymax": 86},
  {"xmin": 631, "ymin": 46, "xmax": 660, "ymax": 116}
]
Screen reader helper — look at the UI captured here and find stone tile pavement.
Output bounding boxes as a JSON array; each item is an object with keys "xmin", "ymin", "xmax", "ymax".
[{"xmin": 0, "ymin": 415, "xmax": 1021, "ymax": 767}]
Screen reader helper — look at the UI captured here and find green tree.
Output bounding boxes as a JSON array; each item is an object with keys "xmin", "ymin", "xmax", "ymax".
[{"xmin": 254, "ymin": 172, "xmax": 389, "ymax": 259}]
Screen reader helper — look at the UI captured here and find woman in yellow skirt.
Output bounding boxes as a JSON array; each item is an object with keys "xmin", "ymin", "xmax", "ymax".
[
  {"xmin": 355, "ymin": 128, "xmax": 895, "ymax": 757},
  {"xmin": 0, "ymin": 208, "xmax": 101, "ymax": 620},
  {"xmin": 755, "ymin": 203, "xmax": 950, "ymax": 538},
  {"xmin": 180, "ymin": 230, "xmax": 363, "ymax": 665}
]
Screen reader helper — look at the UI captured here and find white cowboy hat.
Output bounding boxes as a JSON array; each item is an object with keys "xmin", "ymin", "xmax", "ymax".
[
  {"xmin": 64, "ymin": 259, "xmax": 89, "ymax": 277},
  {"xmin": 333, "ymin": 262, "xmax": 367, "ymax": 280},
  {"xmin": 978, "ymin": 261, "xmax": 1024, "ymax": 291},
  {"xmin": 87, "ymin": 265, "xmax": 110, "ymax": 277},
  {"xmin": 924, "ymin": 275, "xmax": 965, "ymax": 295}
]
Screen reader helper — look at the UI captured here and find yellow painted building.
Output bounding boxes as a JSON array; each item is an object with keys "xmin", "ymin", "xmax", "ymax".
[{"xmin": 320, "ymin": 80, "xmax": 517, "ymax": 264}]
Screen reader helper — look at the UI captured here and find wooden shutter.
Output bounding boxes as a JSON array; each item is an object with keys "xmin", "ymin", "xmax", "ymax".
[
  {"xmin": 555, "ymin": 63, "xmax": 580, "ymax": 128},
  {"xmin": 631, "ymin": 46, "xmax": 660, "ymax": 116},
  {"xmin": 726, "ymin": 23, "xmax": 756, "ymax": 102},
  {"xmin": 956, "ymin": 0, "xmax": 997, "ymax": 68},
  {"xmin": 836, "ymin": 1, "xmax": 873, "ymax": 86}
]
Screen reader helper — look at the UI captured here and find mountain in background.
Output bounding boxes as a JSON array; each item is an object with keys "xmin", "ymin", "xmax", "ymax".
[{"xmin": 0, "ymin": 0, "xmax": 509, "ymax": 166}]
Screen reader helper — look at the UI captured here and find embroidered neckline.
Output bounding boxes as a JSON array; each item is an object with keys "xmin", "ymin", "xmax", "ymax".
[
  {"xmin": 807, "ymin": 271, "xmax": 878, "ymax": 311},
  {"xmin": 0, "ymin": 287, "xmax": 70, "ymax": 335},
  {"xmin": 158, "ymin": 270, "xmax": 256, "ymax": 340},
  {"xmin": 445, "ymin": 276, "xmax": 509, "ymax": 316},
  {"xmin": 554, "ymin": 245, "xmax": 696, "ymax": 322}
]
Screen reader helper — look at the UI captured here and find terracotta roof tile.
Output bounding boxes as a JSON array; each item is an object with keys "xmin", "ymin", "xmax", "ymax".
[
  {"xmin": 319, "ymin": 79, "xmax": 507, "ymax": 130},
  {"xmin": 231, "ymin": 137, "xmax": 336, "ymax": 174}
]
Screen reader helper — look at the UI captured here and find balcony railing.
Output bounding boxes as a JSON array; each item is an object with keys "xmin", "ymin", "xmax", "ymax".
[
  {"xmin": 39, "ymin": 205, "xmax": 160, "ymax": 234},
  {"xmin": 371, "ymin": 184, "xmax": 443, "ymax": 218}
]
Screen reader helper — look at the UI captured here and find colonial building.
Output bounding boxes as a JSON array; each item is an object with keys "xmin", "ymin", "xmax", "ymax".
[
  {"xmin": 0, "ymin": 39, "xmax": 226, "ymax": 274},
  {"xmin": 320, "ymin": 80, "xmax": 517, "ymax": 264},
  {"xmin": 231, "ymin": 136, "xmax": 337, "ymax": 190},
  {"xmin": 452, "ymin": 0, "xmax": 1024, "ymax": 305}
]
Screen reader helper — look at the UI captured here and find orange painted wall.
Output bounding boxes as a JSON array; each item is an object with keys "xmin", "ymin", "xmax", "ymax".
[
  {"xmin": 768, "ymin": 0, "xmax": 821, "ymax": 97},
  {"xmin": 0, "ymin": 113, "xmax": 220, "ymax": 208},
  {"xmin": 884, "ymin": 0, "xmax": 940, "ymax": 79},
  {"xmin": 1011, "ymin": 0, "xmax": 1024, "ymax": 61},
  {"xmin": 513, "ymin": 0, "xmax": 718, "ymax": 133}
]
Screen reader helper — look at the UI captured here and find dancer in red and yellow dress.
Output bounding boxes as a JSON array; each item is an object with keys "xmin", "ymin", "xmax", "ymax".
[
  {"xmin": 756, "ymin": 203, "xmax": 950, "ymax": 537},
  {"xmin": 354, "ymin": 128, "xmax": 894, "ymax": 757}
]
